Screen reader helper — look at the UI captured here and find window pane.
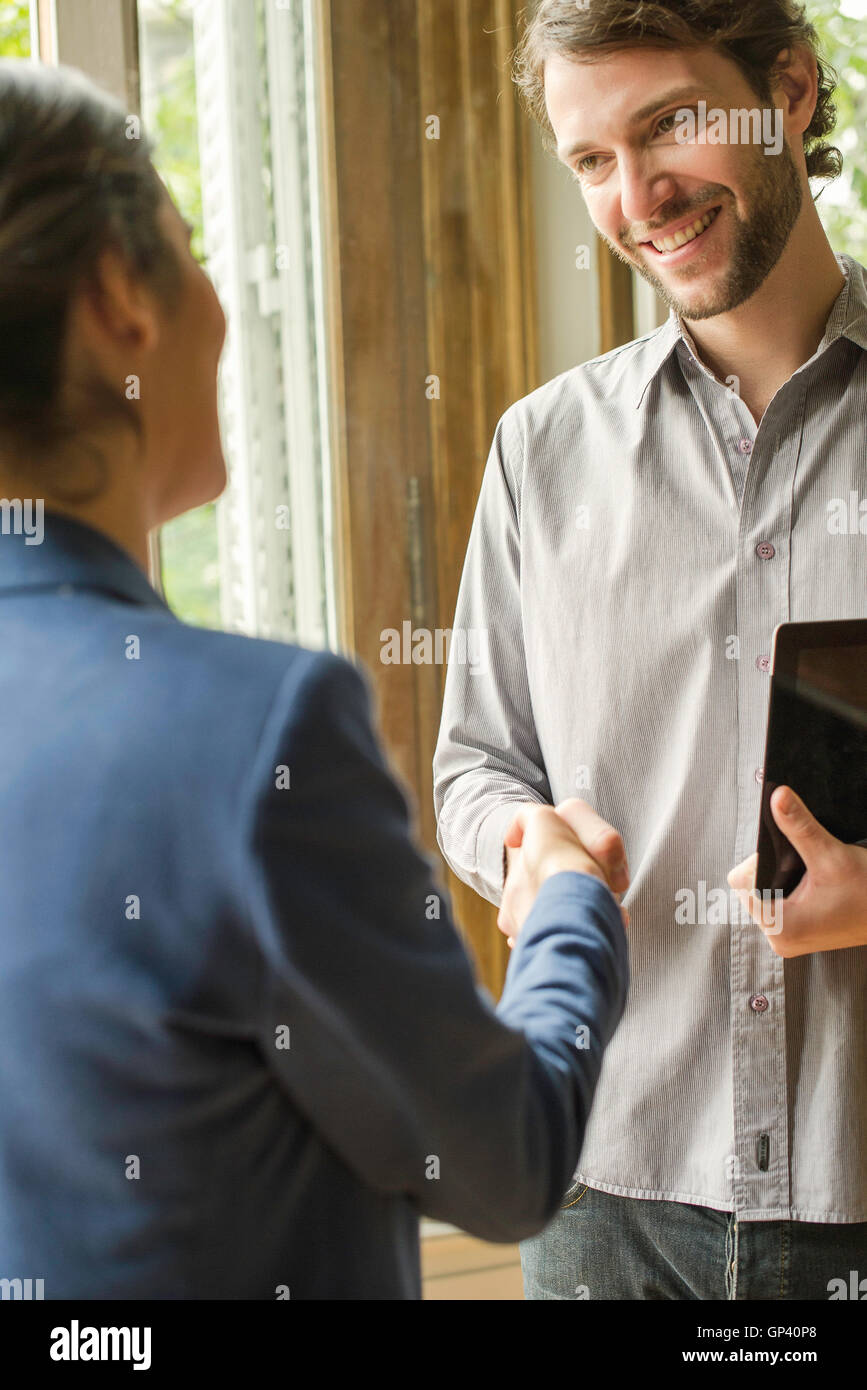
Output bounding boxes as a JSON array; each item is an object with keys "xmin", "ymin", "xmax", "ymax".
[
  {"xmin": 0, "ymin": 1, "xmax": 31, "ymax": 59},
  {"xmin": 138, "ymin": 0, "xmax": 222, "ymax": 629},
  {"xmin": 137, "ymin": 0, "xmax": 334, "ymax": 646}
]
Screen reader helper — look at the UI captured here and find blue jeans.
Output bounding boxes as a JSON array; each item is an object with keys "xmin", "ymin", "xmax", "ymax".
[{"xmin": 520, "ymin": 1182, "xmax": 867, "ymax": 1300}]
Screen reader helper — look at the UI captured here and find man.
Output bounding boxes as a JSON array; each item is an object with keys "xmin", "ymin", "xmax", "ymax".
[{"xmin": 434, "ymin": 0, "xmax": 867, "ymax": 1300}]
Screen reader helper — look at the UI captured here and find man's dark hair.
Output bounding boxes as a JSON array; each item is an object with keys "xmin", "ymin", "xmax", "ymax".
[{"xmin": 513, "ymin": 0, "xmax": 842, "ymax": 183}]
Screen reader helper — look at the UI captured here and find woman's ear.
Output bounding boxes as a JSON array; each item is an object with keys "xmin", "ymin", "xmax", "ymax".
[{"xmin": 78, "ymin": 242, "xmax": 162, "ymax": 355}]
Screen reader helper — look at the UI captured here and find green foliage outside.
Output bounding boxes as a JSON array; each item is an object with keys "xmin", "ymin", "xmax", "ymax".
[
  {"xmin": 812, "ymin": 0, "xmax": 867, "ymax": 264},
  {"xmin": 0, "ymin": 1, "xmax": 29, "ymax": 58}
]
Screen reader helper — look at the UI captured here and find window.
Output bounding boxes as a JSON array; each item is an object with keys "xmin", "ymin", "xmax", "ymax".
[
  {"xmin": 0, "ymin": 0, "xmax": 32, "ymax": 58},
  {"xmin": 138, "ymin": 0, "xmax": 336, "ymax": 647}
]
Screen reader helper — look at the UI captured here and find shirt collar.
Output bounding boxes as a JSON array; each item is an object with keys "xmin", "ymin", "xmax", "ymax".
[
  {"xmin": 633, "ymin": 252, "xmax": 867, "ymax": 408},
  {"xmin": 0, "ymin": 507, "xmax": 174, "ymax": 613},
  {"xmin": 633, "ymin": 313, "xmax": 684, "ymax": 409}
]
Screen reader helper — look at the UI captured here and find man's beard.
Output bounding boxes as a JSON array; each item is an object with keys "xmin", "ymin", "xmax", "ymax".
[{"xmin": 605, "ymin": 138, "xmax": 804, "ymax": 322}]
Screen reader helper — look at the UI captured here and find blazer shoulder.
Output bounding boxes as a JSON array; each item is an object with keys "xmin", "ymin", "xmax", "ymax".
[
  {"xmin": 128, "ymin": 613, "xmax": 374, "ymax": 776},
  {"xmin": 152, "ymin": 616, "xmax": 369, "ymax": 712}
]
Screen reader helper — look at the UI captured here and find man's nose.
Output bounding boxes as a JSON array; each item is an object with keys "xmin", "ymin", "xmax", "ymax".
[{"xmin": 617, "ymin": 153, "xmax": 679, "ymax": 233}]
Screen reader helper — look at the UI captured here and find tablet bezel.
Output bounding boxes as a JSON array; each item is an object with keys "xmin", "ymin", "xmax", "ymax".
[{"xmin": 754, "ymin": 618, "xmax": 867, "ymax": 895}]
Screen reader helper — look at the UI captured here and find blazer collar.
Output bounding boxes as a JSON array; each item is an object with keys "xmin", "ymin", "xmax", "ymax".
[{"xmin": 0, "ymin": 507, "xmax": 175, "ymax": 614}]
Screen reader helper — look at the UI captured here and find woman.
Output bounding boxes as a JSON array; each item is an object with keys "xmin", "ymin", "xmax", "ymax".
[{"xmin": 0, "ymin": 59, "xmax": 628, "ymax": 1299}]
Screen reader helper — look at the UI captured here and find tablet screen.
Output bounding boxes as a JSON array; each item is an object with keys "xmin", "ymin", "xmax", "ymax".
[
  {"xmin": 756, "ymin": 625, "xmax": 867, "ymax": 894},
  {"xmin": 793, "ymin": 644, "xmax": 867, "ymax": 843}
]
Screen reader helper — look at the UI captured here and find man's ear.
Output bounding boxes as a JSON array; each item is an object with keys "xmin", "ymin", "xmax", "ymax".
[{"xmin": 771, "ymin": 43, "xmax": 819, "ymax": 138}]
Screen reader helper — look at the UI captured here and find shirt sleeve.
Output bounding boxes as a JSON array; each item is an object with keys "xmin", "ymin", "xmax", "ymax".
[
  {"xmin": 433, "ymin": 406, "xmax": 552, "ymax": 905},
  {"xmin": 243, "ymin": 649, "xmax": 628, "ymax": 1243}
]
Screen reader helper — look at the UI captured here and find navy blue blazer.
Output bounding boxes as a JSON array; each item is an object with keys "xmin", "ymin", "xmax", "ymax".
[{"xmin": 0, "ymin": 510, "xmax": 628, "ymax": 1299}]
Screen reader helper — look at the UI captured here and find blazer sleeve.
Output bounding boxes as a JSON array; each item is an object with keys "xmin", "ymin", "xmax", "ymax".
[{"xmin": 242, "ymin": 649, "xmax": 628, "ymax": 1243}]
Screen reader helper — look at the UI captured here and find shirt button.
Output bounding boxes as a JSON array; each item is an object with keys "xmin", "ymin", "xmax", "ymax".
[
  {"xmin": 755, "ymin": 767, "xmax": 765, "ymax": 784},
  {"xmin": 738, "ymin": 439, "xmax": 753, "ymax": 455},
  {"xmin": 750, "ymin": 994, "xmax": 770, "ymax": 1013},
  {"xmin": 756, "ymin": 654, "xmax": 771, "ymax": 673},
  {"xmin": 756, "ymin": 542, "xmax": 775, "ymax": 561}
]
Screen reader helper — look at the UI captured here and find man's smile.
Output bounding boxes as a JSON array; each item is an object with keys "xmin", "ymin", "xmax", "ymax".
[{"xmin": 641, "ymin": 205, "xmax": 722, "ymax": 255}]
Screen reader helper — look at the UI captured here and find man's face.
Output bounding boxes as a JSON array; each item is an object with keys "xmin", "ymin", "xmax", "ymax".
[{"xmin": 545, "ymin": 44, "xmax": 805, "ymax": 321}]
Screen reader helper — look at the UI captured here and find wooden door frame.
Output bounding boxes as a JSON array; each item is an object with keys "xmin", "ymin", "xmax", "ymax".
[{"xmin": 316, "ymin": 0, "xmax": 541, "ymax": 993}]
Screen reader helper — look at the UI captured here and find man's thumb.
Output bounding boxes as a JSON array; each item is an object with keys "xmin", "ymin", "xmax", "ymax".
[
  {"xmin": 771, "ymin": 786, "xmax": 835, "ymax": 860},
  {"xmin": 503, "ymin": 807, "xmax": 530, "ymax": 848}
]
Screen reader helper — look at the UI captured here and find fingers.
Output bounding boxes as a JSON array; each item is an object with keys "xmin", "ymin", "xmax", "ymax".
[
  {"xmin": 503, "ymin": 806, "xmax": 533, "ymax": 848},
  {"xmin": 727, "ymin": 849, "xmax": 788, "ymax": 933},
  {"xmin": 727, "ymin": 851, "xmax": 758, "ymax": 894},
  {"xmin": 555, "ymin": 798, "xmax": 629, "ymax": 891},
  {"xmin": 770, "ymin": 787, "xmax": 837, "ymax": 866},
  {"xmin": 730, "ymin": 885, "xmax": 785, "ymax": 934},
  {"xmin": 501, "ymin": 801, "xmax": 631, "ymax": 947}
]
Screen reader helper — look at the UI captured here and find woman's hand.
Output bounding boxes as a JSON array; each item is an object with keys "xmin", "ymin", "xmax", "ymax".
[
  {"xmin": 498, "ymin": 798, "xmax": 630, "ymax": 944},
  {"xmin": 728, "ymin": 786, "xmax": 867, "ymax": 957}
]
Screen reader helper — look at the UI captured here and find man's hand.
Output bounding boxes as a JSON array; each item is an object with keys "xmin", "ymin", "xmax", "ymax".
[
  {"xmin": 728, "ymin": 786, "xmax": 867, "ymax": 957},
  {"xmin": 498, "ymin": 798, "xmax": 630, "ymax": 943}
]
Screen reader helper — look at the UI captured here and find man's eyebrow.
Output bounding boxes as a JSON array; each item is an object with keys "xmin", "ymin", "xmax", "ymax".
[{"xmin": 558, "ymin": 85, "xmax": 706, "ymax": 161}]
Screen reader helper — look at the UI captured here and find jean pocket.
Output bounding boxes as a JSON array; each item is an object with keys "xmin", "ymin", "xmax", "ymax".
[{"xmin": 561, "ymin": 1177, "xmax": 590, "ymax": 1209}]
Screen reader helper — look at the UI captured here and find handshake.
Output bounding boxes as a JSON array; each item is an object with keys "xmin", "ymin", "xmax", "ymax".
[{"xmin": 498, "ymin": 799, "xmax": 631, "ymax": 945}]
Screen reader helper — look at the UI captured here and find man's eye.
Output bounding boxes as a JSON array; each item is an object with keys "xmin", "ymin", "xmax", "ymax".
[
  {"xmin": 655, "ymin": 112, "xmax": 680, "ymax": 136},
  {"xmin": 575, "ymin": 154, "xmax": 601, "ymax": 176}
]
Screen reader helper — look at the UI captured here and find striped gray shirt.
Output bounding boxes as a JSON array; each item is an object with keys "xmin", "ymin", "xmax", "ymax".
[{"xmin": 433, "ymin": 252, "xmax": 867, "ymax": 1222}]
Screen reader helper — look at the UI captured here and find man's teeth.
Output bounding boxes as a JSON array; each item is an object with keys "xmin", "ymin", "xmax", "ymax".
[{"xmin": 650, "ymin": 208, "xmax": 718, "ymax": 254}]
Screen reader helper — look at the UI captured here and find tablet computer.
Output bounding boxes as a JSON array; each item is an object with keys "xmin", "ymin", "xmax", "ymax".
[{"xmin": 755, "ymin": 619, "xmax": 867, "ymax": 896}]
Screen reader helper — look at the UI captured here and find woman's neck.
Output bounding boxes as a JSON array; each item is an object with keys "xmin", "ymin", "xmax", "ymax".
[{"xmin": 0, "ymin": 454, "xmax": 153, "ymax": 575}]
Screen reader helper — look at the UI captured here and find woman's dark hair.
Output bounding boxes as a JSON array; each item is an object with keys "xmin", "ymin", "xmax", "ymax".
[
  {"xmin": 513, "ymin": 0, "xmax": 842, "ymax": 184},
  {"xmin": 0, "ymin": 59, "xmax": 182, "ymax": 495}
]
